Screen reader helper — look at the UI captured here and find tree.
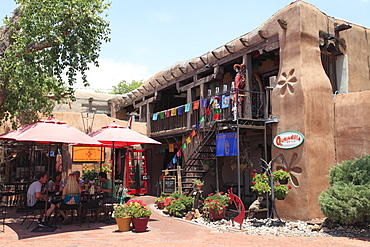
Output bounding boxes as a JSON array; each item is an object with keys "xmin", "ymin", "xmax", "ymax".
[
  {"xmin": 110, "ymin": 80, "xmax": 144, "ymax": 95},
  {"xmin": 0, "ymin": 0, "xmax": 111, "ymax": 127}
]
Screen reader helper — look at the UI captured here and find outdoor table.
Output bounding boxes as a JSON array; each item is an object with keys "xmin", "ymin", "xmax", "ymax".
[{"xmin": 80, "ymin": 191, "xmax": 106, "ymax": 227}]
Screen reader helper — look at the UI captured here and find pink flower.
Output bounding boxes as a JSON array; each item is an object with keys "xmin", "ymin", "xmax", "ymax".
[
  {"xmin": 252, "ymin": 182, "xmax": 256, "ymax": 185},
  {"xmin": 251, "ymin": 173, "xmax": 255, "ymax": 176},
  {"xmin": 252, "ymin": 169, "xmax": 257, "ymax": 172},
  {"xmin": 288, "ymin": 186, "xmax": 292, "ymax": 189}
]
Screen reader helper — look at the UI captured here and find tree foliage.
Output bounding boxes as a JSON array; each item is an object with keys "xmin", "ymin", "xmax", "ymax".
[
  {"xmin": 0, "ymin": 0, "xmax": 111, "ymax": 127},
  {"xmin": 110, "ymin": 80, "xmax": 144, "ymax": 95},
  {"xmin": 319, "ymin": 155, "xmax": 370, "ymax": 225}
]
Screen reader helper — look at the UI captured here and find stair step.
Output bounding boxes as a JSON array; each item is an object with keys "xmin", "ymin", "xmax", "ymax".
[
  {"xmin": 183, "ymin": 170, "xmax": 208, "ymax": 173},
  {"xmin": 181, "ymin": 187, "xmax": 194, "ymax": 190}
]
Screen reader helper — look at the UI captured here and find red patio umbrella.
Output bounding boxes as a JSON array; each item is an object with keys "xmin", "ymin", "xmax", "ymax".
[
  {"xmin": 88, "ymin": 121, "xmax": 161, "ymax": 148},
  {"xmin": 0, "ymin": 116, "xmax": 102, "ymax": 146},
  {"xmin": 88, "ymin": 121, "xmax": 161, "ymax": 196}
]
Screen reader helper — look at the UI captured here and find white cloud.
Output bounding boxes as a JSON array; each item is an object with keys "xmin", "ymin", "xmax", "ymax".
[{"xmin": 72, "ymin": 58, "xmax": 151, "ymax": 92}]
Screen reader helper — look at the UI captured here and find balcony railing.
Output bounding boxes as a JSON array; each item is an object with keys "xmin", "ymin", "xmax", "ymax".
[{"xmin": 150, "ymin": 89, "xmax": 266, "ymax": 134}]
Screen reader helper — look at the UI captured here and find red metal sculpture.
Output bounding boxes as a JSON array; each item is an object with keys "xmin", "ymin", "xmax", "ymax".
[{"xmin": 228, "ymin": 188, "xmax": 245, "ymax": 229}]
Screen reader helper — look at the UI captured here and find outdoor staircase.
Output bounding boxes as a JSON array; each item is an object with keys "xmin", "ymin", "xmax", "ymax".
[{"xmin": 181, "ymin": 122, "xmax": 217, "ymax": 194}]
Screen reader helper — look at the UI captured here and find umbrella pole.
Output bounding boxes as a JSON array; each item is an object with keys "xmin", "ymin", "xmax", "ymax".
[
  {"xmin": 112, "ymin": 141, "xmax": 115, "ymax": 205},
  {"xmin": 44, "ymin": 143, "xmax": 50, "ymax": 225}
]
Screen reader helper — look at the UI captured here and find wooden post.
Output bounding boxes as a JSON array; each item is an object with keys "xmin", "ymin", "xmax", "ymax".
[{"xmin": 177, "ymin": 166, "xmax": 182, "ymax": 192}]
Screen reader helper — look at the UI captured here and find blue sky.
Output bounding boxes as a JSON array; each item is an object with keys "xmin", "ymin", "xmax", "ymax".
[{"xmin": 1, "ymin": 0, "xmax": 369, "ymax": 92}]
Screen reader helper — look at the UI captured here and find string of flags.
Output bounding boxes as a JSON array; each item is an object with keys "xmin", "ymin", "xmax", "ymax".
[
  {"xmin": 163, "ymin": 92, "xmax": 234, "ymax": 170},
  {"xmin": 152, "ymin": 93, "xmax": 232, "ymax": 122}
]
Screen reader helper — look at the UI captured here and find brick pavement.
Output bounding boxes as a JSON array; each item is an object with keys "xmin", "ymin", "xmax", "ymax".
[{"xmin": 1, "ymin": 196, "xmax": 369, "ymax": 247}]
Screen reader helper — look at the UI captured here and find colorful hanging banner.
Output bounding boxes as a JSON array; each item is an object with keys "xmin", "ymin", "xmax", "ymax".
[
  {"xmin": 159, "ymin": 111, "xmax": 165, "ymax": 119},
  {"xmin": 171, "ymin": 108, "xmax": 177, "ymax": 116},
  {"xmin": 177, "ymin": 105, "xmax": 185, "ymax": 115},
  {"xmin": 199, "ymin": 116, "xmax": 205, "ymax": 122},
  {"xmin": 216, "ymin": 132, "xmax": 238, "ymax": 156},
  {"xmin": 193, "ymin": 100, "xmax": 200, "ymax": 110},
  {"xmin": 190, "ymin": 130, "xmax": 196, "ymax": 137},
  {"xmin": 185, "ymin": 103, "xmax": 191, "ymax": 112},
  {"xmin": 172, "ymin": 156, "xmax": 177, "ymax": 164},
  {"xmin": 152, "ymin": 113, "xmax": 158, "ymax": 121},
  {"xmin": 221, "ymin": 95, "xmax": 230, "ymax": 108},
  {"xmin": 186, "ymin": 137, "xmax": 191, "ymax": 144},
  {"xmin": 165, "ymin": 110, "xmax": 171, "ymax": 118},
  {"xmin": 182, "ymin": 143, "xmax": 187, "ymax": 150},
  {"xmin": 177, "ymin": 149, "xmax": 182, "ymax": 157},
  {"xmin": 205, "ymin": 107, "xmax": 211, "ymax": 115},
  {"xmin": 200, "ymin": 98, "xmax": 208, "ymax": 108}
]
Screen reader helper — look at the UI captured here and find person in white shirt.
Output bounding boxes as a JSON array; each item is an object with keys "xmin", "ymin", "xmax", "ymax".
[{"xmin": 27, "ymin": 172, "xmax": 56, "ymax": 226}]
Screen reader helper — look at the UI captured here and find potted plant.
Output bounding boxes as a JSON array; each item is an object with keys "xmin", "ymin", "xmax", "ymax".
[
  {"xmin": 165, "ymin": 192, "xmax": 194, "ymax": 217},
  {"xmin": 202, "ymin": 159, "xmax": 211, "ymax": 171},
  {"xmin": 82, "ymin": 170, "xmax": 98, "ymax": 184},
  {"xmin": 112, "ymin": 203, "xmax": 132, "ymax": 232},
  {"xmin": 193, "ymin": 179, "xmax": 204, "ymax": 190},
  {"xmin": 251, "ymin": 171, "xmax": 271, "ymax": 195},
  {"xmin": 274, "ymin": 184, "xmax": 292, "ymax": 200},
  {"xmin": 155, "ymin": 196, "xmax": 166, "ymax": 209},
  {"xmin": 272, "ymin": 169, "xmax": 291, "ymax": 184},
  {"xmin": 126, "ymin": 199, "xmax": 152, "ymax": 232},
  {"xmin": 203, "ymin": 191, "xmax": 231, "ymax": 221}
]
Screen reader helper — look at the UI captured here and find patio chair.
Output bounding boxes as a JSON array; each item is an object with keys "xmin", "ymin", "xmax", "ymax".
[
  {"xmin": 80, "ymin": 193, "xmax": 102, "ymax": 228},
  {"xmin": 57, "ymin": 193, "xmax": 81, "ymax": 229},
  {"xmin": 20, "ymin": 201, "xmax": 46, "ymax": 229}
]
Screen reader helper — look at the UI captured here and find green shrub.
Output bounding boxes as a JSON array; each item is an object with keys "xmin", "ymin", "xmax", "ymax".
[
  {"xmin": 165, "ymin": 191, "xmax": 194, "ymax": 217},
  {"xmin": 329, "ymin": 155, "xmax": 370, "ymax": 186},
  {"xmin": 319, "ymin": 155, "xmax": 370, "ymax": 225}
]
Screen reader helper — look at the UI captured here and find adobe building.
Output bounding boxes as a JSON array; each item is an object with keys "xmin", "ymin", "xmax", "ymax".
[{"xmin": 115, "ymin": 1, "xmax": 370, "ymax": 220}]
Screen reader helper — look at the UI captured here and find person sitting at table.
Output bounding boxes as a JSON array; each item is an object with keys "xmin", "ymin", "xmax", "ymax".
[
  {"xmin": 72, "ymin": 170, "xmax": 85, "ymax": 190},
  {"xmin": 58, "ymin": 173, "xmax": 81, "ymax": 225},
  {"xmin": 27, "ymin": 172, "xmax": 56, "ymax": 227},
  {"xmin": 94, "ymin": 172, "xmax": 117, "ymax": 220},
  {"xmin": 48, "ymin": 171, "xmax": 65, "ymax": 193},
  {"xmin": 97, "ymin": 172, "xmax": 117, "ymax": 203}
]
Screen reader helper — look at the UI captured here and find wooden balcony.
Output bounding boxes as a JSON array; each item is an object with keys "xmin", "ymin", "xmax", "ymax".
[{"xmin": 150, "ymin": 90, "xmax": 266, "ymax": 135}]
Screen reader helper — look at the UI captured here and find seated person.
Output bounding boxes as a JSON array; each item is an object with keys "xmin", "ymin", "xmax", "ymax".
[
  {"xmin": 97, "ymin": 172, "xmax": 117, "ymax": 203},
  {"xmin": 58, "ymin": 174, "xmax": 81, "ymax": 225},
  {"xmin": 72, "ymin": 170, "xmax": 85, "ymax": 190},
  {"xmin": 48, "ymin": 171, "xmax": 65, "ymax": 193},
  {"xmin": 27, "ymin": 172, "xmax": 56, "ymax": 226}
]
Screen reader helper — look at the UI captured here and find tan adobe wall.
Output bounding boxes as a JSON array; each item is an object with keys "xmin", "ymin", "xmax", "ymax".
[{"xmin": 335, "ymin": 91, "xmax": 370, "ymax": 163}]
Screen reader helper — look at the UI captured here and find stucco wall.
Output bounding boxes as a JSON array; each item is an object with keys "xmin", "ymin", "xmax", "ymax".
[
  {"xmin": 269, "ymin": 2, "xmax": 336, "ymax": 220},
  {"xmin": 335, "ymin": 91, "xmax": 370, "ymax": 163}
]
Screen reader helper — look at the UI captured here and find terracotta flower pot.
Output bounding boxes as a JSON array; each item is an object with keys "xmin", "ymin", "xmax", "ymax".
[
  {"xmin": 115, "ymin": 217, "xmax": 131, "ymax": 232},
  {"xmin": 156, "ymin": 201, "xmax": 165, "ymax": 209},
  {"xmin": 209, "ymin": 208, "xmax": 226, "ymax": 221},
  {"xmin": 132, "ymin": 217, "xmax": 150, "ymax": 232}
]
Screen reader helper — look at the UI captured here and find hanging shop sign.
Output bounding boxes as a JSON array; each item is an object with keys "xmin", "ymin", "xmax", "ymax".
[
  {"xmin": 216, "ymin": 132, "xmax": 238, "ymax": 156},
  {"xmin": 273, "ymin": 131, "xmax": 304, "ymax": 149},
  {"xmin": 72, "ymin": 146, "xmax": 105, "ymax": 162}
]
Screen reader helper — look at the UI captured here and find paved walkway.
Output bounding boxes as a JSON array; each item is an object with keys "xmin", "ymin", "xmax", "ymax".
[{"xmin": 1, "ymin": 196, "xmax": 369, "ymax": 247}]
